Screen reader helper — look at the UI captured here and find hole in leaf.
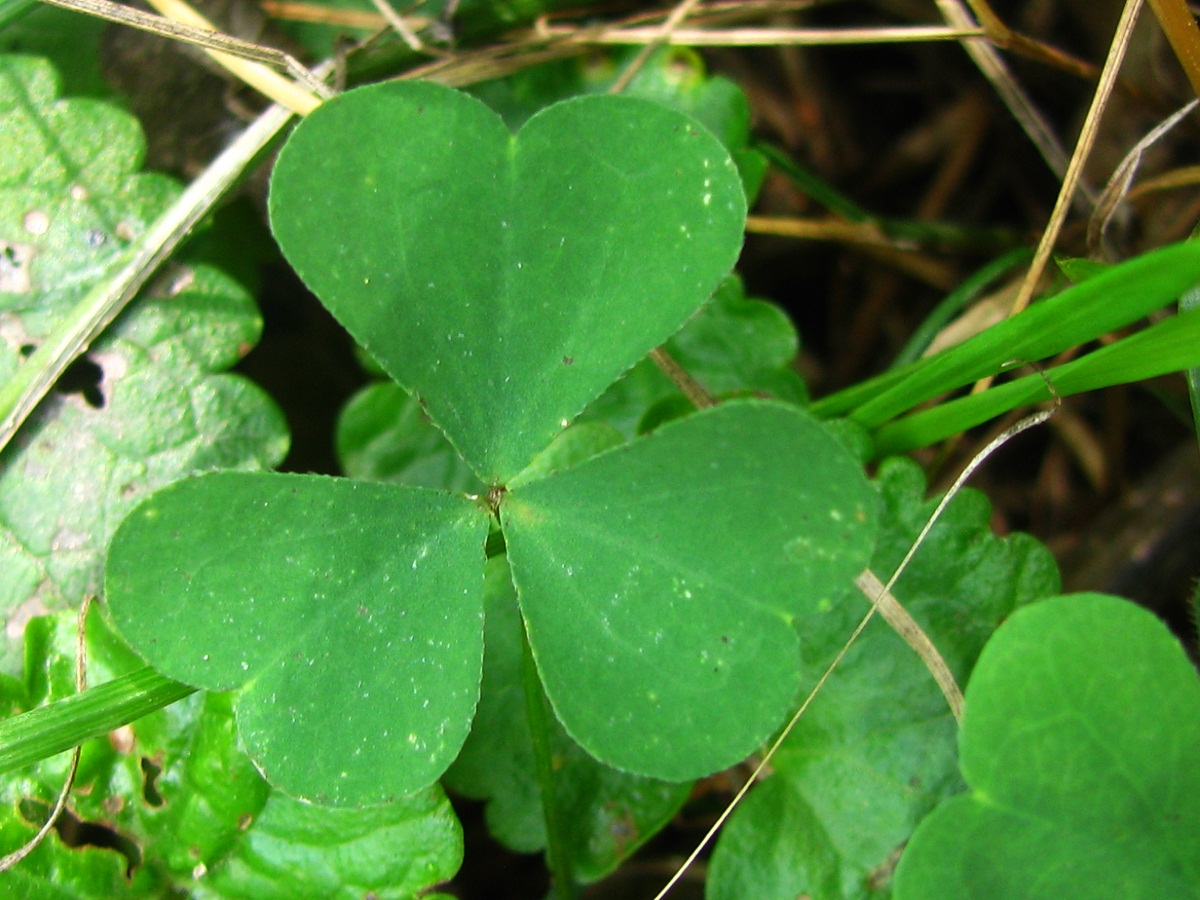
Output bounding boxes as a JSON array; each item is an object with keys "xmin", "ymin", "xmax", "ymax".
[
  {"xmin": 140, "ymin": 757, "xmax": 164, "ymax": 807},
  {"xmin": 0, "ymin": 239, "xmax": 31, "ymax": 292},
  {"xmin": 19, "ymin": 798, "xmax": 142, "ymax": 877},
  {"xmin": 19, "ymin": 343, "xmax": 36, "ymax": 358},
  {"xmin": 53, "ymin": 356, "xmax": 105, "ymax": 409}
]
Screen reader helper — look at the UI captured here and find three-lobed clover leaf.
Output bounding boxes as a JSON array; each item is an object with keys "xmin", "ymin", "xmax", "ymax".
[{"xmin": 105, "ymin": 81, "xmax": 881, "ymax": 806}]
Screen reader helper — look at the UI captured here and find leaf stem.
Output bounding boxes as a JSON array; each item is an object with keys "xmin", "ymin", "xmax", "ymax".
[
  {"xmin": 520, "ymin": 627, "xmax": 577, "ymax": 899},
  {"xmin": 0, "ymin": 667, "xmax": 195, "ymax": 775}
]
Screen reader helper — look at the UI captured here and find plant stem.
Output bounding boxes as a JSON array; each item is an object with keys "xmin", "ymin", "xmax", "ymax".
[
  {"xmin": 521, "ymin": 627, "xmax": 578, "ymax": 899},
  {"xmin": 0, "ymin": 667, "xmax": 195, "ymax": 775}
]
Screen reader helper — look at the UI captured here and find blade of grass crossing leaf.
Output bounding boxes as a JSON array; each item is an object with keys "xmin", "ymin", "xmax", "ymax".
[
  {"xmin": 811, "ymin": 241, "xmax": 1200, "ymax": 427},
  {"xmin": 0, "ymin": 667, "xmax": 195, "ymax": 775},
  {"xmin": 873, "ymin": 309, "xmax": 1200, "ymax": 454},
  {"xmin": 0, "ymin": 596, "xmax": 89, "ymax": 871},
  {"xmin": 0, "ymin": 94, "xmax": 298, "ymax": 455}
]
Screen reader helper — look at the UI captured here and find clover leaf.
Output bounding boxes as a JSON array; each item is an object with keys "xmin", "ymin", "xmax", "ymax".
[{"xmin": 105, "ymin": 82, "xmax": 880, "ymax": 807}]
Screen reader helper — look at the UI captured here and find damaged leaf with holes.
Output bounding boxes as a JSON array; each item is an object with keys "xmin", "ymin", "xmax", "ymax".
[{"xmin": 0, "ymin": 56, "xmax": 288, "ymax": 670}]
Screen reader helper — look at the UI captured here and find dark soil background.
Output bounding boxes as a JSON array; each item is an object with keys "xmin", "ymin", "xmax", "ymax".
[{"xmin": 93, "ymin": 1, "xmax": 1200, "ymax": 894}]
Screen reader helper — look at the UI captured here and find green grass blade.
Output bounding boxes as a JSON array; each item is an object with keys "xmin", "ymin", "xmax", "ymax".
[
  {"xmin": 0, "ymin": 667, "xmax": 195, "ymax": 774},
  {"xmin": 755, "ymin": 141, "xmax": 871, "ymax": 222},
  {"xmin": 873, "ymin": 309, "xmax": 1200, "ymax": 455},
  {"xmin": 1181, "ymin": 281, "xmax": 1200, "ymax": 451},
  {"xmin": 891, "ymin": 248, "xmax": 1033, "ymax": 368},
  {"xmin": 813, "ymin": 241, "xmax": 1200, "ymax": 426}
]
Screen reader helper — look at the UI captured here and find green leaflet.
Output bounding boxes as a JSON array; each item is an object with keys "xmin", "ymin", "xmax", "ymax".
[
  {"xmin": 336, "ymin": 275, "xmax": 804, "ymax": 488},
  {"xmin": 470, "ymin": 46, "xmax": 769, "ymax": 199},
  {"xmin": 106, "ymin": 473, "xmax": 491, "ymax": 806},
  {"xmin": 269, "ymin": 80, "xmax": 746, "ymax": 484},
  {"xmin": 894, "ymin": 594, "xmax": 1200, "ymax": 898},
  {"xmin": 503, "ymin": 400, "xmax": 878, "ymax": 779}
]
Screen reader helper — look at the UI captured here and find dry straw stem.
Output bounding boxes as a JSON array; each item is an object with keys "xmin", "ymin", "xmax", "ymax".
[
  {"xmin": 366, "ymin": 0, "xmax": 442, "ymax": 55},
  {"xmin": 545, "ymin": 23, "xmax": 985, "ymax": 46},
  {"xmin": 1145, "ymin": 0, "xmax": 1200, "ymax": 99},
  {"xmin": 1088, "ymin": 98, "xmax": 1199, "ymax": 257},
  {"xmin": 0, "ymin": 98, "xmax": 300, "ymax": 454},
  {"xmin": 1008, "ymin": 0, "xmax": 1144, "ymax": 319},
  {"xmin": 746, "ymin": 216, "xmax": 958, "ymax": 289},
  {"xmin": 1129, "ymin": 164, "xmax": 1200, "ymax": 200},
  {"xmin": 142, "ymin": 0, "xmax": 326, "ymax": 112},
  {"xmin": 957, "ymin": 0, "xmax": 1141, "ymax": 413},
  {"xmin": 935, "ymin": 0, "xmax": 1091, "ymax": 205},
  {"xmin": 608, "ymin": 0, "xmax": 706, "ymax": 93},
  {"xmin": 40, "ymin": 0, "xmax": 327, "ymax": 113}
]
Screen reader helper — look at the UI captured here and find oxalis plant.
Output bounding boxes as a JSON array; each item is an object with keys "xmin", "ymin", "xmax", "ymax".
[
  {"xmin": 109, "ymin": 81, "xmax": 877, "ymax": 804},
  {"xmin": 5, "ymin": 39, "xmax": 1200, "ymax": 898}
]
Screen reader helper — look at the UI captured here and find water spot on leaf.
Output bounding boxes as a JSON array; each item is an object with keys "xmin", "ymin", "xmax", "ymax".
[{"xmin": 22, "ymin": 210, "xmax": 49, "ymax": 234}]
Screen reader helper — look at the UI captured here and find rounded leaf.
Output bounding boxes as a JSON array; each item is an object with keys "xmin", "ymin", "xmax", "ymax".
[
  {"xmin": 106, "ymin": 472, "xmax": 490, "ymax": 805},
  {"xmin": 501, "ymin": 400, "xmax": 879, "ymax": 779},
  {"xmin": 269, "ymin": 81, "xmax": 746, "ymax": 484},
  {"xmin": 894, "ymin": 593, "xmax": 1200, "ymax": 898}
]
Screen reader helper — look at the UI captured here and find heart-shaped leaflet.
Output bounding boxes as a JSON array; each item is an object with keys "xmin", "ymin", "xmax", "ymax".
[
  {"xmin": 894, "ymin": 594, "xmax": 1200, "ymax": 897},
  {"xmin": 269, "ymin": 81, "xmax": 746, "ymax": 485},
  {"xmin": 106, "ymin": 473, "xmax": 490, "ymax": 806}
]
